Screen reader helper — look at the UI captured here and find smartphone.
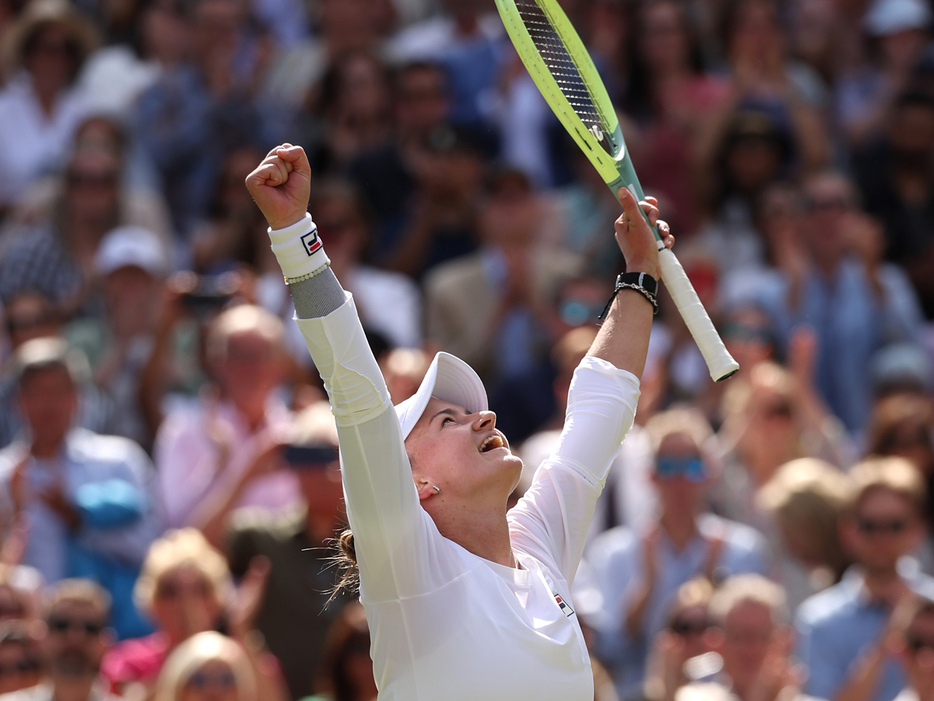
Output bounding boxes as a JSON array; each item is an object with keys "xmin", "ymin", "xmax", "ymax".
[{"xmin": 283, "ymin": 444, "xmax": 340, "ymax": 468}]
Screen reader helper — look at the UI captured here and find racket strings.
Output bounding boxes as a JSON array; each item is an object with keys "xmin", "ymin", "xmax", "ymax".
[{"xmin": 514, "ymin": 0, "xmax": 613, "ymax": 155}]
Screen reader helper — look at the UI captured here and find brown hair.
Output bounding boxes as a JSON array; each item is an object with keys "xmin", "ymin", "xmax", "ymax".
[
  {"xmin": 866, "ymin": 394, "xmax": 934, "ymax": 465},
  {"xmin": 314, "ymin": 601, "xmax": 372, "ymax": 701}
]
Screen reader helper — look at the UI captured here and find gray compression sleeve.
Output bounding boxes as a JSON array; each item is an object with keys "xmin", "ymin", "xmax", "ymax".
[{"xmin": 289, "ymin": 267, "xmax": 346, "ymax": 319}]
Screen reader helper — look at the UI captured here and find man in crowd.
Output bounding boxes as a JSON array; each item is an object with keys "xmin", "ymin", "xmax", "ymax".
[
  {"xmin": 0, "ymin": 579, "xmax": 120, "ymax": 701},
  {"xmin": 226, "ymin": 400, "xmax": 352, "ymax": 700},
  {"xmin": 0, "ymin": 339, "xmax": 161, "ymax": 639},
  {"xmin": 796, "ymin": 457, "xmax": 934, "ymax": 701},
  {"xmin": 584, "ymin": 407, "xmax": 769, "ymax": 700}
]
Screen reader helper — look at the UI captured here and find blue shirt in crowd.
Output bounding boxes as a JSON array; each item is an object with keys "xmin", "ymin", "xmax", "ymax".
[{"xmin": 796, "ymin": 564, "xmax": 934, "ymax": 701}]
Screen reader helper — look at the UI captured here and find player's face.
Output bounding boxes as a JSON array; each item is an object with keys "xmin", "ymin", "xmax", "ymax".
[{"xmin": 405, "ymin": 398, "xmax": 522, "ymax": 506}]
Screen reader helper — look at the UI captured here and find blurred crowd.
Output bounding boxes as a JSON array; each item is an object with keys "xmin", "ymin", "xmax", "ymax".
[{"xmin": 3, "ymin": 0, "xmax": 934, "ymax": 700}]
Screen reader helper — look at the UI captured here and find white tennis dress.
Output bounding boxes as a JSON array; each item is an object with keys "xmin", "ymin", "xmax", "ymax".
[{"xmin": 297, "ymin": 294, "xmax": 640, "ymax": 701}]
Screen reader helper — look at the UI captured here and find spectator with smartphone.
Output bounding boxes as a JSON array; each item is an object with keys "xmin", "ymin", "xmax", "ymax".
[
  {"xmin": 154, "ymin": 304, "xmax": 300, "ymax": 544},
  {"xmin": 227, "ymin": 400, "xmax": 352, "ymax": 700},
  {"xmin": 796, "ymin": 457, "xmax": 934, "ymax": 701}
]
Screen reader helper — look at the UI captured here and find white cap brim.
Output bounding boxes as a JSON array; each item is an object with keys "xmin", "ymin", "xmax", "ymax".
[{"xmin": 394, "ymin": 351, "xmax": 488, "ymax": 440}]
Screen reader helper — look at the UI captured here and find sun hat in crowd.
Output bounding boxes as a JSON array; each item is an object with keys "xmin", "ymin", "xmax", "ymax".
[{"xmin": 1, "ymin": 0, "xmax": 98, "ymax": 80}]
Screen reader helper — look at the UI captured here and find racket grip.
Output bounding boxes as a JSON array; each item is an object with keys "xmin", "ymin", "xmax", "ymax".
[{"xmin": 657, "ymin": 247, "xmax": 739, "ymax": 382}]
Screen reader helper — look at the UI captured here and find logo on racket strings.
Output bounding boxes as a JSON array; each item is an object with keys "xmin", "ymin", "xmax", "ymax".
[{"xmin": 301, "ymin": 226, "xmax": 322, "ymax": 256}]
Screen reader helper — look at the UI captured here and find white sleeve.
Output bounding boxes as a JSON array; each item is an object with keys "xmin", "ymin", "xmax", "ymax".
[
  {"xmin": 508, "ymin": 356, "xmax": 640, "ymax": 585},
  {"xmin": 295, "ymin": 293, "xmax": 459, "ymax": 603}
]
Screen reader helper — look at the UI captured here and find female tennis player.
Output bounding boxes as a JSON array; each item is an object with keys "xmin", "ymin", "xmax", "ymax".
[{"xmin": 245, "ymin": 143, "xmax": 673, "ymax": 701}]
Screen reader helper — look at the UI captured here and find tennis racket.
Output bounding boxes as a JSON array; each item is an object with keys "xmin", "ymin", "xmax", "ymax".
[{"xmin": 495, "ymin": 0, "xmax": 739, "ymax": 382}]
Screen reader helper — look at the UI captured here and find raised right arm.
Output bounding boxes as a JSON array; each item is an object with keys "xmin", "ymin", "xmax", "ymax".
[{"xmin": 245, "ymin": 145, "xmax": 444, "ymax": 602}]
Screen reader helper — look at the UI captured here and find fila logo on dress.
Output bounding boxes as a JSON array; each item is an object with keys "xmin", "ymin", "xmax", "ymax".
[
  {"xmin": 301, "ymin": 226, "xmax": 322, "ymax": 256},
  {"xmin": 554, "ymin": 592, "xmax": 575, "ymax": 618}
]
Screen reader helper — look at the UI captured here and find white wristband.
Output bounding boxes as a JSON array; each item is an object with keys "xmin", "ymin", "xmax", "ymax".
[{"xmin": 268, "ymin": 213, "xmax": 331, "ymax": 281}]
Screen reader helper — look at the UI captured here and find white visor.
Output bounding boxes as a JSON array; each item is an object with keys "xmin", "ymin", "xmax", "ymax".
[{"xmin": 394, "ymin": 351, "xmax": 488, "ymax": 440}]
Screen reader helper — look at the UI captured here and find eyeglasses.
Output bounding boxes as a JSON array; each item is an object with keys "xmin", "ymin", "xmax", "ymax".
[
  {"xmin": 185, "ymin": 669, "xmax": 237, "ymax": 690},
  {"xmin": 722, "ymin": 323, "xmax": 772, "ymax": 344},
  {"xmin": 856, "ymin": 517, "xmax": 910, "ymax": 536},
  {"xmin": 670, "ymin": 617, "xmax": 707, "ymax": 636},
  {"xmin": 0, "ymin": 659, "xmax": 39, "ymax": 678},
  {"xmin": 906, "ymin": 635, "xmax": 934, "ymax": 654},
  {"xmin": 558, "ymin": 299, "xmax": 604, "ymax": 327},
  {"xmin": 46, "ymin": 616, "xmax": 103, "ymax": 636},
  {"xmin": 655, "ymin": 455, "xmax": 706, "ymax": 482}
]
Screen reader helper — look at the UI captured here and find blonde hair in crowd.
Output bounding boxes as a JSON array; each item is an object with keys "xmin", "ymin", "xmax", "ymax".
[
  {"xmin": 153, "ymin": 631, "xmax": 256, "ymax": 701},
  {"xmin": 847, "ymin": 456, "xmax": 926, "ymax": 513},
  {"xmin": 708, "ymin": 574, "xmax": 789, "ymax": 628},
  {"xmin": 134, "ymin": 528, "xmax": 233, "ymax": 614}
]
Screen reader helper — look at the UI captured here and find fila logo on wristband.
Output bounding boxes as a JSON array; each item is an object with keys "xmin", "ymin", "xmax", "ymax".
[{"xmin": 301, "ymin": 226, "xmax": 322, "ymax": 256}]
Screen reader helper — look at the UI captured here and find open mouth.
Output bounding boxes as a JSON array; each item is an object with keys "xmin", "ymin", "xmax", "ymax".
[{"xmin": 479, "ymin": 434, "xmax": 507, "ymax": 453}]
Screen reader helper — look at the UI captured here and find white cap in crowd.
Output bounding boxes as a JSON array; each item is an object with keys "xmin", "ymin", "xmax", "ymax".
[{"xmin": 95, "ymin": 226, "xmax": 168, "ymax": 277}]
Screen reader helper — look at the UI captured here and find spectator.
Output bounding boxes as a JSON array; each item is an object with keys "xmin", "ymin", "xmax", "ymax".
[
  {"xmin": 300, "ymin": 51, "xmax": 393, "ymax": 175},
  {"xmin": 301, "ymin": 601, "xmax": 377, "ymax": 701},
  {"xmin": 757, "ymin": 458, "xmax": 852, "ymax": 611},
  {"xmin": 134, "ymin": 0, "xmax": 282, "ymax": 237},
  {"xmin": 152, "ymin": 631, "xmax": 256, "ymax": 701},
  {"xmin": 519, "ymin": 325, "xmax": 657, "ymax": 542},
  {"xmin": 853, "ymin": 90, "xmax": 934, "ymax": 320},
  {"xmin": 715, "ymin": 359, "xmax": 851, "ymax": 529},
  {"xmin": 226, "ymin": 401, "xmax": 352, "ymax": 700},
  {"xmin": 0, "ymin": 623, "xmax": 41, "ymax": 696},
  {"xmin": 683, "ymin": 575, "xmax": 808, "ymax": 701},
  {"xmin": 347, "ymin": 60, "xmax": 469, "ymax": 266},
  {"xmin": 0, "ymin": 579, "xmax": 121, "ymax": 701},
  {"xmin": 307, "ymin": 180, "xmax": 422, "ymax": 350},
  {"xmin": 623, "ymin": 0, "xmax": 730, "ymax": 236},
  {"xmin": 0, "ymin": 0, "xmax": 96, "ymax": 210},
  {"xmin": 102, "ymin": 528, "xmax": 285, "ymax": 701},
  {"xmin": 751, "ymin": 171, "xmax": 924, "ymax": 433},
  {"xmin": 0, "ymin": 338, "xmax": 161, "ymax": 640},
  {"xmin": 424, "ymin": 168, "xmax": 579, "ymax": 387},
  {"xmin": 584, "ymin": 407, "xmax": 769, "ymax": 700},
  {"xmin": 0, "ymin": 293, "xmax": 118, "ymax": 449},
  {"xmin": 836, "ymin": 0, "xmax": 932, "ymax": 149},
  {"xmin": 642, "ymin": 577, "xmax": 715, "ymax": 701},
  {"xmin": 154, "ymin": 304, "xmax": 300, "ymax": 538},
  {"xmin": 67, "ymin": 226, "xmax": 169, "ymax": 449},
  {"xmin": 0, "ymin": 132, "xmax": 172, "ymax": 318},
  {"xmin": 893, "ymin": 596, "xmax": 934, "ymax": 701},
  {"xmin": 0, "ymin": 566, "xmax": 42, "ymax": 624},
  {"xmin": 796, "ymin": 456, "xmax": 934, "ymax": 701}
]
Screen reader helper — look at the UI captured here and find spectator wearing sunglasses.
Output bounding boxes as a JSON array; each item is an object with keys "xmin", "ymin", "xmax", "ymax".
[
  {"xmin": 226, "ymin": 401, "xmax": 352, "ymax": 700},
  {"xmin": 582, "ymin": 407, "xmax": 769, "ymax": 700},
  {"xmin": 0, "ymin": 623, "xmax": 42, "ymax": 696},
  {"xmin": 642, "ymin": 577, "xmax": 715, "ymax": 701},
  {"xmin": 796, "ymin": 457, "xmax": 934, "ymax": 701},
  {"xmin": 0, "ymin": 579, "xmax": 121, "ymax": 701},
  {"xmin": 681, "ymin": 575, "xmax": 813, "ymax": 701},
  {"xmin": 153, "ymin": 631, "xmax": 256, "ymax": 701},
  {"xmin": 893, "ymin": 596, "xmax": 934, "ymax": 701}
]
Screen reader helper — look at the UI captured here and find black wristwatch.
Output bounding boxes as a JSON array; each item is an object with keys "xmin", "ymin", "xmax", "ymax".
[{"xmin": 598, "ymin": 272, "xmax": 659, "ymax": 320}]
